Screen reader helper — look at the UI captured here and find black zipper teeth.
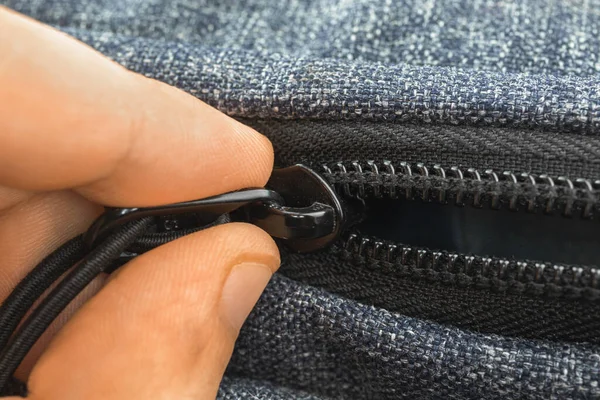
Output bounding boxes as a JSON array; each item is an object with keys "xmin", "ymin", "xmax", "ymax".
[
  {"xmin": 340, "ymin": 233, "xmax": 600, "ymax": 293},
  {"xmin": 321, "ymin": 161, "xmax": 600, "ymax": 218},
  {"xmin": 320, "ymin": 161, "xmax": 600, "ymax": 294}
]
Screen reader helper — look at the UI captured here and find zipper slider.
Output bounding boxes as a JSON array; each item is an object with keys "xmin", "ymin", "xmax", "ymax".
[
  {"xmin": 242, "ymin": 164, "xmax": 350, "ymax": 252},
  {"xmin": 84, "ymin": 165, "xmax": 351, "ymax": 252}
]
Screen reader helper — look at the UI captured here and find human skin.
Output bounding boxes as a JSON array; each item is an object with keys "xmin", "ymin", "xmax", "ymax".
[{"xmin": 0, "ymin": 6, "xmax": 280, "ymax": 399}]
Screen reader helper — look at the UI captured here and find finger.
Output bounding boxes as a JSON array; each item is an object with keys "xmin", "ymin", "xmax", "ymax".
[
  {"xmin": 0, "ymin": 191, "xmax": 103, "ymax": 378},
  {"xmin": 0, "ymin": 186, "xmax": 31, "ymax": 214},
  {"xmin": 24, "ymin": 223, "xmax": 279, "ymax": 400},
  {"xmin": 0, "ymin": 191, "xmax": 101, "ymax": 302},
  {"xmin": 14, "ymin": 275, "xmax": 108, "ymax": 380},
  {"xmin": 0, "ymin": 7, "xmax": 273, "ymax": 206}
]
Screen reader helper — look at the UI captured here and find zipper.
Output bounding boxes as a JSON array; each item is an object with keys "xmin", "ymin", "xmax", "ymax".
[
  {"xmin": 8, "ymin": 162, "xmax": 597, "ymax": 396},
  {"xmin": 338, "ymin": 234, "xmax": 600, "ymax": 296},
  {"xmin": 316, "ymin": 161, "xmax": 600, "ymax": 294},
  {"xmin": 84, "ymin": 162, "xmax": 600, "ymax": 295},
  {"xmin": 321, "ymin": 161, "xmax": 599, "ymax": 217}
]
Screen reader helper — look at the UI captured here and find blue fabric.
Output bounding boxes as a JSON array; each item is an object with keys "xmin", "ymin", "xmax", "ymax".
[
  {"xmin": 3, "ymin": 1, "xmax": 600, "ymax": 398},
  {"xmin": 230, "ymin": 274, "xmax": 600, "ymax": 399},
  {"xmin": 4, "ymin": 0, "xmax": 600, "ymax": 134}
]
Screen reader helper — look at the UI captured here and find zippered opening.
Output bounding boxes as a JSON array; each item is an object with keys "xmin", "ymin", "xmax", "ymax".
[{"xmin": 321, "ymin": 161, "xmax": 600, "ymax": 293}]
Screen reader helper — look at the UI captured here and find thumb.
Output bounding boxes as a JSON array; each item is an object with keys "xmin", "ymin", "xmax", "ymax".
[{"xmin": 19, "ymin": 223, "xmax": 280, "ymax": 400}]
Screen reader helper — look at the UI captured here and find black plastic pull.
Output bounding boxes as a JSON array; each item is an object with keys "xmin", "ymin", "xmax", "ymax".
[
  {"xmin": 84, "ymin": 189, "xmax": 283, "ymax": 249},
  {"xmin": 84, "ymin": 165, "xmax": 349, "ymax": 252}
]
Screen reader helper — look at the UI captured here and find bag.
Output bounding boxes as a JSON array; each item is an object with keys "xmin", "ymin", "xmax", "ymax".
[{"xmin": 2, "ymin": 0, "xmax": 600, "ymax": 398}]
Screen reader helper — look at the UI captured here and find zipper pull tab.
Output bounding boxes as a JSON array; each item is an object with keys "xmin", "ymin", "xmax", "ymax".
[
  {"xmin": 84, "ymin": 165, "xmax": 352, "ymax": 253},
  {"xmin": 83, "ymin": 188, "xmax": 284, "ymax": 249}
]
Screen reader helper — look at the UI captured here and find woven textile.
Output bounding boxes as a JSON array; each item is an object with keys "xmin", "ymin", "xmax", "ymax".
[{"xmin": 3, "ymin": 1, "xmax": 600, "ymax": 398}]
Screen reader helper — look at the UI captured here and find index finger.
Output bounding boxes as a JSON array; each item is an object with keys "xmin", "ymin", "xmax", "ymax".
[{"xmin": 0, "ymin": 7, "xmax": 273, "ymax": 207}]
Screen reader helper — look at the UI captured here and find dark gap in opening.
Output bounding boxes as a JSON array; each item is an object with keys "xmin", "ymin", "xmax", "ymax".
[{"xmin": 358, "ymin": 199, "xmax": 600, "ymax": 266}]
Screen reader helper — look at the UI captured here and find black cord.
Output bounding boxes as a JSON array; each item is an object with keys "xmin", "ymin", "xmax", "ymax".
[
  {"xmin": 127, "ymin": 227, "xmax": 203, "ymax": 253},
  {"xmin": 127, "ymin": 214, "xmax": 230, "ymax": 254},
  {"xmin": 0, "ymin": 212, "xmax": 229, "ymax": 394},
  {"xmin": 0, "ymin": 217, "xmax": 152, "ymax": 391},
  {"xmin": 1, "ymin": 376, "xmax": 27, "ymax": 397},
  {"xmin": 0, "ymin": 235, "xmax": 85, "ymax": 351},
  {"xmin": 0, "ymin": 214, "xmax": 224, "ymax": 353},
  {"xmin": 101, "ymin": 229, "xmax": 200, "ymax": 274}
]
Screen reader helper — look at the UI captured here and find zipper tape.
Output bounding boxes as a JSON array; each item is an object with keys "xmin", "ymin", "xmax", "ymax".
[
  {"xmin": 323, "ymin": 161, "xmax": 600, "ymax": 218},
  {"xmin": 318, "ymin": 161, "xmax": 600, "ymax": 299},
  {"xmin": 339, "ymin": 233, "xmax": 600, "ymax": 301}
]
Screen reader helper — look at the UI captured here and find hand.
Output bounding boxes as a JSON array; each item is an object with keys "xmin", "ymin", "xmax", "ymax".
[{"xmin": 0, "ymin": 7, "xmax": 280, "ymax": 399}]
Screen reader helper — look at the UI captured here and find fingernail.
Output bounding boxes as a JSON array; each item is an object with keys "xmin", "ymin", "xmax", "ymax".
[{"xmin": 221, "ymin": 262, "xmax": 273, "ymax": 331}]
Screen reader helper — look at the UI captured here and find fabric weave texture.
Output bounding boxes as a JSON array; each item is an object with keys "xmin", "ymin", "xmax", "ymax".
[{"xmin": 2, "ymin": 0, "xmax": 600, "ymax": 398}]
